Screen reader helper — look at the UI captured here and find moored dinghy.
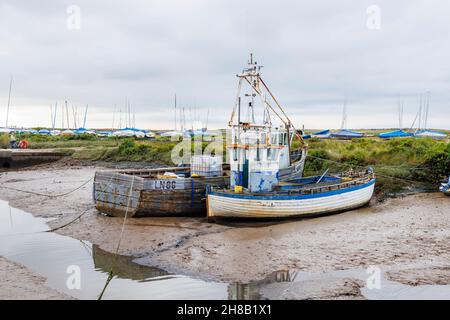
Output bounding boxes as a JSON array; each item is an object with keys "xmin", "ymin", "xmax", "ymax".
[{"xmin": 207, "ymin": 56, "xmax": 376, "ymax": 219}]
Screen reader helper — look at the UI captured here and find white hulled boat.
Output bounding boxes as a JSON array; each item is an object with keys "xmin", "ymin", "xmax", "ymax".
[{"xmin": 207, "ymin": 55, "xmax": 376, "ymax": 219}]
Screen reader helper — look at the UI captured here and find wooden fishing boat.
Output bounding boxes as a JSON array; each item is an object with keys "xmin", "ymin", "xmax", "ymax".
[
  {"xmin": 206, "ymin": 55, "xmax": 375, "ymax": 220},
  {"xmin": 93, "ymin": 155, "xmax": 305, "ymax": 217},
  {"xmin": 207, "ymin": 170, "xmax": 375, "ymax": 219},
  {"xmin": 93, "ymin": 166, "xmax": 229, "ymax": 217}
]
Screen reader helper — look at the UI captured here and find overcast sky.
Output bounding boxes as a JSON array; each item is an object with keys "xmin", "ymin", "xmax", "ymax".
[{"xmin": 1, "ymin": 0, "xmax": 449, "ymax": 130}]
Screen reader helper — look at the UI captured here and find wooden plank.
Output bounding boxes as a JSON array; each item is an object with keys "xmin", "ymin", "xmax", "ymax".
[{"xmin": 94, "ymin": 191, "xmax": 140, "ymax": 208}]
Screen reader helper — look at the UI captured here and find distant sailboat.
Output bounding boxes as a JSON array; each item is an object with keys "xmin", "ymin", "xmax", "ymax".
[
  {"xmin": 413, "ymin": 92, "xmax": 447, "ymax": 139},
  {"xmin": 379, "ymin": 98, "xmax": 412, "ymax": 139},
  {"xmin": 331, "ymin": 99, "xmax": 363, "ymax": 139}
]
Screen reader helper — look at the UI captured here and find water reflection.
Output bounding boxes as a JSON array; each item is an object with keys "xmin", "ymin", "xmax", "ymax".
[
  {"xmin": 3, "ymin": 199, "xmax": 449, "ymax": 300},
  {"xmin": 0, "ymin": 200, "xmax": 227, "ymax": 300},
  {"xmin": 228, "ymin": 270, "xmax": 297, "ymax": 300},
  {"xmin": 92, "ymin": 245, "xmax": 171, "ymax": 281}
]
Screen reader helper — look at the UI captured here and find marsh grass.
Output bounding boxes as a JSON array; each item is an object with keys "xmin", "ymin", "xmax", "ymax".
[
  {"xmin": 0, "ymin": 133, "xmax": 9, "ymax": 149},
  {"xmin": 299, "ymin": 137, "xmax": 450, "ymax": 197}
]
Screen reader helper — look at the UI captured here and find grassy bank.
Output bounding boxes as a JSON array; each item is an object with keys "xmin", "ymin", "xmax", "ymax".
[
  {"xmin": 0, "ymin": 133, "xmax": 9, "ymax": 149},
  {"xmin": 300, "ymin": 137, "xmax": 450, "ymax": 197}
]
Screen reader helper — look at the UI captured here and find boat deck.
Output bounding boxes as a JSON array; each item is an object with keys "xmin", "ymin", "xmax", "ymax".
[{"xmin": 211, "ymin": 172, "xmax": 375, "ymax": 197}]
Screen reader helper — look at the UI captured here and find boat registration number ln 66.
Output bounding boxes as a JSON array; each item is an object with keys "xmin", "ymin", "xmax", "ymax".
[{"xmin": 152, "ymin": 180, "xmax": 179, "ymax": 190}]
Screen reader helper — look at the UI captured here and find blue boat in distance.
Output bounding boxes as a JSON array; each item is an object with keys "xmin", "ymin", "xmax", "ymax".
[
  {"xmin": 311, "ymin": 129, "xmax": 331, "ymax": 139},
  {"xmin": 414, "ymin": 129, "xmax": 447, "ymax": 140},
  {"xmin": 331, "ymin": 129, "xmax": 364, "ymax": 140},
  {"xmin": 379, "ymin": 129, "xmax": 413, "ymax": 139}
]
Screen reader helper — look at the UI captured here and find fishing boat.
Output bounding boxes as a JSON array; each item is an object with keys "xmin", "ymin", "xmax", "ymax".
[
  {"xmin": 206, "ymin": 55, "xmax": 375, "ymax": 219},
  {"xmin": 93, "ymin": 164, "xmax": 229, "ymax": 217},
  {"xmin": 440, "ymin": 176, "xmax": 450, "ymax": 196},
  {"xmin": 93, "ymin": 148, "xmax": 304, "ymax": 217}
]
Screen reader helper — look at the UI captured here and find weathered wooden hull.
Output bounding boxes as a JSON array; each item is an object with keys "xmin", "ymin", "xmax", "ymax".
[
  {"xmin": 207, "ymin": 178, "xmax": 376, "ymax": 219},
  {"xmin": 93, "ymin": 167, "xmax": 228, "ymax": 217}
]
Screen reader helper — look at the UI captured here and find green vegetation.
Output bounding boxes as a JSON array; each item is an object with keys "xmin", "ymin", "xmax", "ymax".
[
  {"xmin": 0, "ymin": 133, "xmax": 9, "ymax": 149},
  {"xmin": 299, "ymin": 137, "xmax": 450, "ymax": 197},
  {"xmin": 71, "ymin": 138, "xmax": 179, "ymax": 163}
]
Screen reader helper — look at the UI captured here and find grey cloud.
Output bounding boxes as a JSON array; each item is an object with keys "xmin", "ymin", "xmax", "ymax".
[{"xmin": 0, "ymin": 0, "xmax": 449, "ymax": 129}]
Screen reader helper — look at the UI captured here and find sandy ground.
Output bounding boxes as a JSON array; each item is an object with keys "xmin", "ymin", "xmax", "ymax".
[
  {"xmin": 1, "ymin": 159, "xmax": 450, "ymax": 299},
  {"xmin": 0, "ymin": 257, "xmax": 72, "ymax": 300}
]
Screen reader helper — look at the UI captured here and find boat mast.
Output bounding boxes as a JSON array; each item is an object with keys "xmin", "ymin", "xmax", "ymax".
[
  {"xmin": 5, "ymin": 75, "xmax": 12, "ymax": 128},
  {"xmin": 65, "ymin": 101, "xmax": 70, "ymax": 129},
  {"xmin": 174, "ymin": 93, "xmax": 177, "ymax": 131},
  {"xmin": 340, "ymin": 98, "xmax": 347, "ymax": 130},
  {"xmin": 230, "ymin": 54, "xmax": 308, "ymax": 154}
]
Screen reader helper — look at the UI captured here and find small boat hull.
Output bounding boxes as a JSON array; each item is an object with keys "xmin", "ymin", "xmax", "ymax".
[{"xmin": 207, "ymin": 178, "xmax": 376, "ymax": 219}]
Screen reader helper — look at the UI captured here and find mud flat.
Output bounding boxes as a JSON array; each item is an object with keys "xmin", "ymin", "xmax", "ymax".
[
  {"xmin": 0, "ymin": 160, "xmax": 450, "ymax": 299},
  {"xmin": 0, "ymin": 257, "xmax": 72, "ymax": 300}
]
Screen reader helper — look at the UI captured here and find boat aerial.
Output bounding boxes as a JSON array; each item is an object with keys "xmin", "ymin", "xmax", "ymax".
[{"xmin": 206, "ymin": 55, "xmax": 376, "ymax": 220}]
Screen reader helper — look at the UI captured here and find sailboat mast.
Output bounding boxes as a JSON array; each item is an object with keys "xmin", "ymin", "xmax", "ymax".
[
  {"xmin": 65, "ymin": 101, "xmax": 70, "ymax": 129},
  {"xmin": 83, "ymin": 104, "xmax": 88, "ymax": 128},
  {"xmin": 340, "ymin": 98, "xmax": 347, "ymax": 130},
  {"xmin": 112, "ymin": 104, "xmax": 116, "ymax": 130},
  {"xmin": 53, "ymin": 102, "xmax": 58, "ymax": 130},
  {"xmin": 174, "ymin": 93, "xmax": 177, "ymax": 131},
  {"xmin": 61, "ymin": 101, "xmax": 64, "ymax": 129},
  {"xmin": 418, "ymin": 94, "xmax": 423, "ymax": 131},
  {"xmin": 424, "ymin": 92, "xmax": 430, "ymax": 130},
  {"xmin": 50, "ymin": 104, "xmax": 54, "ymax": 129},
  {"xmin": 5, "ymin": 76, "xmax": 13, "ymax": 128}
]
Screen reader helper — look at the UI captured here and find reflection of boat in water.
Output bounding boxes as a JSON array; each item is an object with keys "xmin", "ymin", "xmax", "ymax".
[
  {"xmin": 440, "ymin": 176, "xmax": 450, "ymax": 196},
  {"xmin": 92, "ymin": 245, "xmax": 170, "ymax": 280},
  {"xmin": 228, "ymin": 270, "xmax": 297, "ymax": 300},
  {"xmin": 207, "ymin": 55, "xmax": 375, "ymax": 220}
]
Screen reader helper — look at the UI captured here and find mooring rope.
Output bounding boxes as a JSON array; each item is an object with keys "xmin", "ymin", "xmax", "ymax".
[
  {"xmin": 98, "ymin": 174, "xmax": 136, "ymax": 300},
  {"xmin": 0, "ymin": 177, "xmax": 94, "ymax": 198},
  {"xmin": 46, "ymin": 206, "xmax": 92, "ymax": 233}
]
